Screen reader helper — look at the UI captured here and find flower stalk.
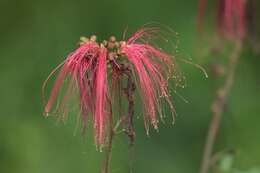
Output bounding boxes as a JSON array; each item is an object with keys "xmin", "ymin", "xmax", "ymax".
[
  {"xmin": 197, "ymin": 1, "xmax": 247, "ymax": 172},
  {"xmin": 199, "ymin": 40, "xmax": 242, "ymax": 173}
]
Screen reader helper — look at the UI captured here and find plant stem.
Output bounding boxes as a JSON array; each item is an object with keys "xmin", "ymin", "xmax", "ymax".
[
  {"xmin": 123, "ymin": 66, "xmax": 136, "ymax": 145},
  {"xmin": 199, "ymin": 40, "xmax": 242, "ymax": 173},
  {"xmin": 102, "ymin": 62, "xmax": 136, "ymax": 173},
  {"xmin": 102, "ymin": 124, "xmax": 114, "ymax": 173},
  {"xmin": 123, "ymin": 65, "xmax": 136, "ymax": 173},
  {"xmin": 102, "ymin": 95, "xmax": 114, "ymax": 173}
]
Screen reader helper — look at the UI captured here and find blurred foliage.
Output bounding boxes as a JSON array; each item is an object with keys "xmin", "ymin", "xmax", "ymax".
[
  {"xmin": 212, "ymin": 150, "xmax": 260, "ymax": 173},
  {"xmin": 0, "ymin": 0, "xmax": 259, "ymax": 173}
]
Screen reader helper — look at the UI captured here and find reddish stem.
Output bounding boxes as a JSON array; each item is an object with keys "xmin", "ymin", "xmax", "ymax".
[
  {"xmin": 199, "ymin": 40, "xmax": 242, "ymax": 173},
  {"xmin": 102, "ymin": 62, "xmax": 136, "ymax": 173}
]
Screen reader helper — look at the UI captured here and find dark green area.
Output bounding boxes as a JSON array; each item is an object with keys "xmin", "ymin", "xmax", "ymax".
[{"xmin": 0, "ymin": 0, "xmax": 259, "ymax": 173}]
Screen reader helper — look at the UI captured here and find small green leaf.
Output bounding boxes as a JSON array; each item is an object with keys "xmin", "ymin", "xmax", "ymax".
[
  {"xmin": 218, "ymin": 154, "xmax": 234, "ymax": 172},
  {"xmin": 234, "ymin": 168, "xmax": 260, "ymax": 173}
]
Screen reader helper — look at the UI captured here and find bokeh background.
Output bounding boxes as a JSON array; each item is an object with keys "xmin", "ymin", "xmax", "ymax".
[{"xmin": 1, "ymin": 0, "xmax": 260, "ymax": 173}]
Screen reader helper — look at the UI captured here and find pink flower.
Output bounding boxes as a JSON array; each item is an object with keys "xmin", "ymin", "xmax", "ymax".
[
  {"xmin": 43, "ymin": 25, "xmax": 177, "ymax": 147},
  {"xmin": 198, "ymin": 0, "xmax": 246, "ymax": 39},
  {"xmin": 218, "ymin": 0, "xmax": 246, "ymax": 39}
]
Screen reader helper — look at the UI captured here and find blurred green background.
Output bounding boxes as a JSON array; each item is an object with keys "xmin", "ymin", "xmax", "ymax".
[{"xmin": 1, "ymin": 0, "xmax": 260, "ymax": 173}]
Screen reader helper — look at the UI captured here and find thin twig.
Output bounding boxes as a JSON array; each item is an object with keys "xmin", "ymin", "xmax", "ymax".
[
  {"xmin": 123, "ymin": 66, "xmax": 136, "ymax": 145},
  {"xmin": 102, "ymin": 123, "xmax": 114, "ymax": 173},
  {"xmin": 102, "ymin": 94, "xmax": 114, "ymax": 173},
  {"xmin": 102, "ymin": 62, "xmax": 136, "ymax": 173},
  {"xmin": 122, "ymin": 65, "xmax": 136, "ymax": 173},
  {"xmin": 199, "ymin": 40, "xmax": 242, "ymax": 173}
]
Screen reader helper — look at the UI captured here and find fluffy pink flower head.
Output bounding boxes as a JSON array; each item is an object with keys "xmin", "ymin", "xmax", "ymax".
[
  {"xmin": 198, "ymin": 0, "xmax": 246, "ymax": 40},
  {"xmin": 43, "ymin": 25, "xmax": 178, "ymax": 148}
]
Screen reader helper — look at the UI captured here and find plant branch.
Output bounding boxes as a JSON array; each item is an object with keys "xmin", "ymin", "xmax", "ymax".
[
  {"xmin": 102, "ymin": 61, "xmax": 136, "ymax": 173},
  {"xmin": 102, "ymin": 121, "xmax": 114, "ymax": 173},
  {"xmin": 123, "ymin": 65, "xmax": 136, "ymax": 173},
  {"xmin": 199, "ymin": 40, "xmax": 242, "ymax": 173},
  {"xmin": 123, "ymin": 65, "xmax": 136, "ymax": 145}
]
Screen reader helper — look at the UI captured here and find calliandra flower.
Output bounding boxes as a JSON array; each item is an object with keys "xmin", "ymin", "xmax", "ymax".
[
  {"xmin": 43, "ymin": 25, "xmax": 178, "ymax": 148},
  {"xmin": 198, "ymin": 0, "xmax": 247, "ymax": 40},
  {"xmin": 120, "ymin": 26, "xmax": 176, "ymax": 132}
]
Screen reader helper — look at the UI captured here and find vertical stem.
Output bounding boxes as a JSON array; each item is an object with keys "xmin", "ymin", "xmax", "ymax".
[
  {"xmin": 102, "ymin": 101, "xmax": 113, "ymax": 173},
  {"xmin": 102, "ymin": 63, "xmax": 136, "ymax": 173},
  {"xmin": 102, "ymin": 128, "xmax": 114, "ymax": 173},
  {"xmin": 124, "ymin": 68, "xmax": 136, "ymax": 145},
  {"xmin": 199, "ymin": 41, "xmax": 242, "ymax": 173},
  {"xmin": 124, "ymin": 67, "xmax": 136, "ymax": 173}
]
